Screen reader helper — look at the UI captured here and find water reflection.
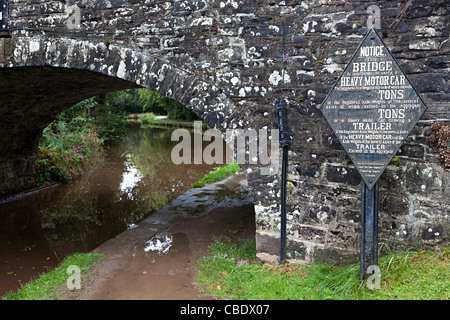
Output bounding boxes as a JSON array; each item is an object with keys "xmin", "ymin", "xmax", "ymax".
[
  {"xmin": 119, "ymin": 156, "xmax": 143, "ymax": 200},
  {"xmin": 0, "ymin": 124, "xmax": 219, "ymax": 295},
  {"xmin": 143, "ymin": 233, "xmax": 173, "ymax": 255}
]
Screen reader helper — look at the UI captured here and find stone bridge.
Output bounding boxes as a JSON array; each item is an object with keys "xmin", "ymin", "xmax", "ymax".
[{"xmin": 0, "ymin": 0, "xmax": 448, "ymax": 263}]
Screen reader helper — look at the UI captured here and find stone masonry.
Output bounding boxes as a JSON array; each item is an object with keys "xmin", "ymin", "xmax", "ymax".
[{"xmin": 0, "ymin": 0, "xmax": 448, "ymax": 263}]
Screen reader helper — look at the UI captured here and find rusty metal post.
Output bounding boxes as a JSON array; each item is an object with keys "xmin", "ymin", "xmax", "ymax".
[{"xmin": 360, "ymin": 180, "xmax": 379, "ymax": 280}]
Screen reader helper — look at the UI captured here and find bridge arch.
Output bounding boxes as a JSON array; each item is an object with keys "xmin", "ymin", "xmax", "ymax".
[{"xmin": 0, "ymin": 35, "xmax": 243, "ymax": 194}]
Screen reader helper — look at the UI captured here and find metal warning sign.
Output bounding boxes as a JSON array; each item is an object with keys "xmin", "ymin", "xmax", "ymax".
[{"xmin": 320, "ymin": 28, "xmax": 428, "ymax": 189}]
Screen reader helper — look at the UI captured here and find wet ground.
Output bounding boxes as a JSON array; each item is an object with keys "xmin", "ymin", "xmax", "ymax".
[{"xmin": 67, "ymin": 173, "xmax": 255, "ymax": 300}]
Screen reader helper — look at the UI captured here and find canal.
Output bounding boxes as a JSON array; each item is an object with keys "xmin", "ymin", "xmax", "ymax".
[{"xmin": 0, "ymin": 123, "xmax": 227, "ymax": 297}]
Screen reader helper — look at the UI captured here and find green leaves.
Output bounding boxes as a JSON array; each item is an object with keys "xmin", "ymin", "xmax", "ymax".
[
  {"xmin": 37, "ymin": 99, "xmax": 105, "ymax": 186},
  {"xmin": 138, "ymin": 88, "xmax": 200, "ymax": 120}
]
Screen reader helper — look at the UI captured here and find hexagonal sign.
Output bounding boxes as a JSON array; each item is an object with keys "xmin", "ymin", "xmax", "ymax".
[{"xmin": 320, "ymin": 28, "xmax": 427, "ymax": 190}]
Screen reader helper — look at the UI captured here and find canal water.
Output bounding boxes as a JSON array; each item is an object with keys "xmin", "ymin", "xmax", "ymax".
[{"xmin": 0, "ymin": 124, "xmax": 223, "ymax": 297}]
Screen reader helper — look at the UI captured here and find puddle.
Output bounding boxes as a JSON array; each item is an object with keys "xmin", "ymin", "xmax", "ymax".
[
  {"xmin": 130, "ymin": 233, "xmax": 188, "ymax": 261},
  {"xmin": 143, "ymin": 233, "xmax": 173, "ymax": 255},
  {"xmin": 97, "ymin": 233, "xmax": 195, "ymax": 299}
]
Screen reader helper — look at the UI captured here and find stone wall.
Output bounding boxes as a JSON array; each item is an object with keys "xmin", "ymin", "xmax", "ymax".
[
  {"xmin": 246, "ymin": 0, "xmax": 450, "ymax": 263},
  {"xmin": 0, "ymin": 0, "xmax": 448, "ymax": 262}
]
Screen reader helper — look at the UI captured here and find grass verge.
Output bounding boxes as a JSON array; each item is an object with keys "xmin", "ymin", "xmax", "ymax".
[
  {"xmin": 195, "ymin": 236, "xmax": 449, "ymax": 300},
  {"xmin": 2, "ymin": 252, "xmax": 104, "ymax": 300},
  {"xmin": 191, "ymin": 162, "xmax": 241, "ymax": 188}
]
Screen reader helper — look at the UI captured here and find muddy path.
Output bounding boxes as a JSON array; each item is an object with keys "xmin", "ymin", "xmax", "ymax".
[{"xmin": 65, "ymin": 173, "xmax": 255, "ymax": 300}]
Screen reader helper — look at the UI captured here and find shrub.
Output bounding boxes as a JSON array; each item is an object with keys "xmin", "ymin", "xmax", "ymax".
[{"xmin": 36, "ymin": 98, "xmax": 105, "ymax": 185}]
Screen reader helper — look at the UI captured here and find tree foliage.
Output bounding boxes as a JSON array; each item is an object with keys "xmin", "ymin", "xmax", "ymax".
[
  {"xmin": 37, "ymin": 98, "xmax": 105, "ymax": 185},
  {"xmin": 137, "ymin": 88, "xmax": 201, "ymax": 121},
  {"xmin": 37, "ymin": 96, "xmax": 130, "ymax": 185},
  {"xmin": 99, "ymin": 88, "xmax": 200, "ymax": 120}
]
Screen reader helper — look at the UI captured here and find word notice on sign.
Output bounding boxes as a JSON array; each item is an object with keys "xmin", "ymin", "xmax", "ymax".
[{"xmin": 320, "ymin": 28, "xmax": 427, "ymax": 189}]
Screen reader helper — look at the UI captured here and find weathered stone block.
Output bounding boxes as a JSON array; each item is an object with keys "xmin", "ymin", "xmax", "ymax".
[
  {"xmin": 405, "ymin": 163, "xmax": 444, "ymax": 195},
  {"xmin": 327, "ymin": 222, "xmax": 360, "ymax": 249},
  {"xmin": 421, "ymin": 225, "xmax": 444, "ymax": 241},
  {"xmin": 295, "ymin": 225, "xmax": 327, "ymax": 242},
  {"xmin": 256, "ymin": 231, "xmax": 279, "ymax": 256},
  {"xmin": 312, "ymin": 247, "xmax": 359, "ymax": 265},
  {"xmin": 380, "ymin": 193, "xmax": 409, "ymax": 216},
  {"xmin": 325, "ymin": 165, "xmax": 361, "ymax": 186},
  {"xmin": 398, "ymin": 144, "xmax": 425, "ymax": 160}
]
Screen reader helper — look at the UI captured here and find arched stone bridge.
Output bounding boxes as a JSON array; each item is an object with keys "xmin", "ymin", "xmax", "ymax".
[{"xmin": 0, "ymin": 0, "xmax": 448, "ymax": 263}]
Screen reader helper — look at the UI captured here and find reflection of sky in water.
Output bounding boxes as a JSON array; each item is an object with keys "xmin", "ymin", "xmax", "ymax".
[
  {"xmin": 144, "ymin": 233, "xmax": 173, "ymax": 255},
  {"xmin": 119, "ymin": 155, "xmax": 143, "ymax": 199}
]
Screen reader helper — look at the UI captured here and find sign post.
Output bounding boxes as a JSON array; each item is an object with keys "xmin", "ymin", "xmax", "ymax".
[
  {"xmin": 319, "ymin": 28, "xmax": 428, "ymax": 280},
  {"xmin": 361, "ymin": 181, "xmax": 378, "ymax": 280}
]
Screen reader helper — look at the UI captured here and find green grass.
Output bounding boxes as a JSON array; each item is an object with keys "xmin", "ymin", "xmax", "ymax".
[
  {"xmin": 195, "ymin": 237, "xmax": 449, "ymax": 300},
  {"xmin": 191, "ymin": 162, "xmax": 241, "ymax": 188},
  {"xmin": 2, "ymin": 252, "xmax": 104, "ymax": 300}
]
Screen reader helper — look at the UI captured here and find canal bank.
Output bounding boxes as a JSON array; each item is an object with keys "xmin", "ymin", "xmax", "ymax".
[
  {"xmin": 0, "ymin": 124, "xmax": 233, "ymax": 296},
  {"xmin": 59, "ymin": 172, "xmax": 255, "ymax": 300}
]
